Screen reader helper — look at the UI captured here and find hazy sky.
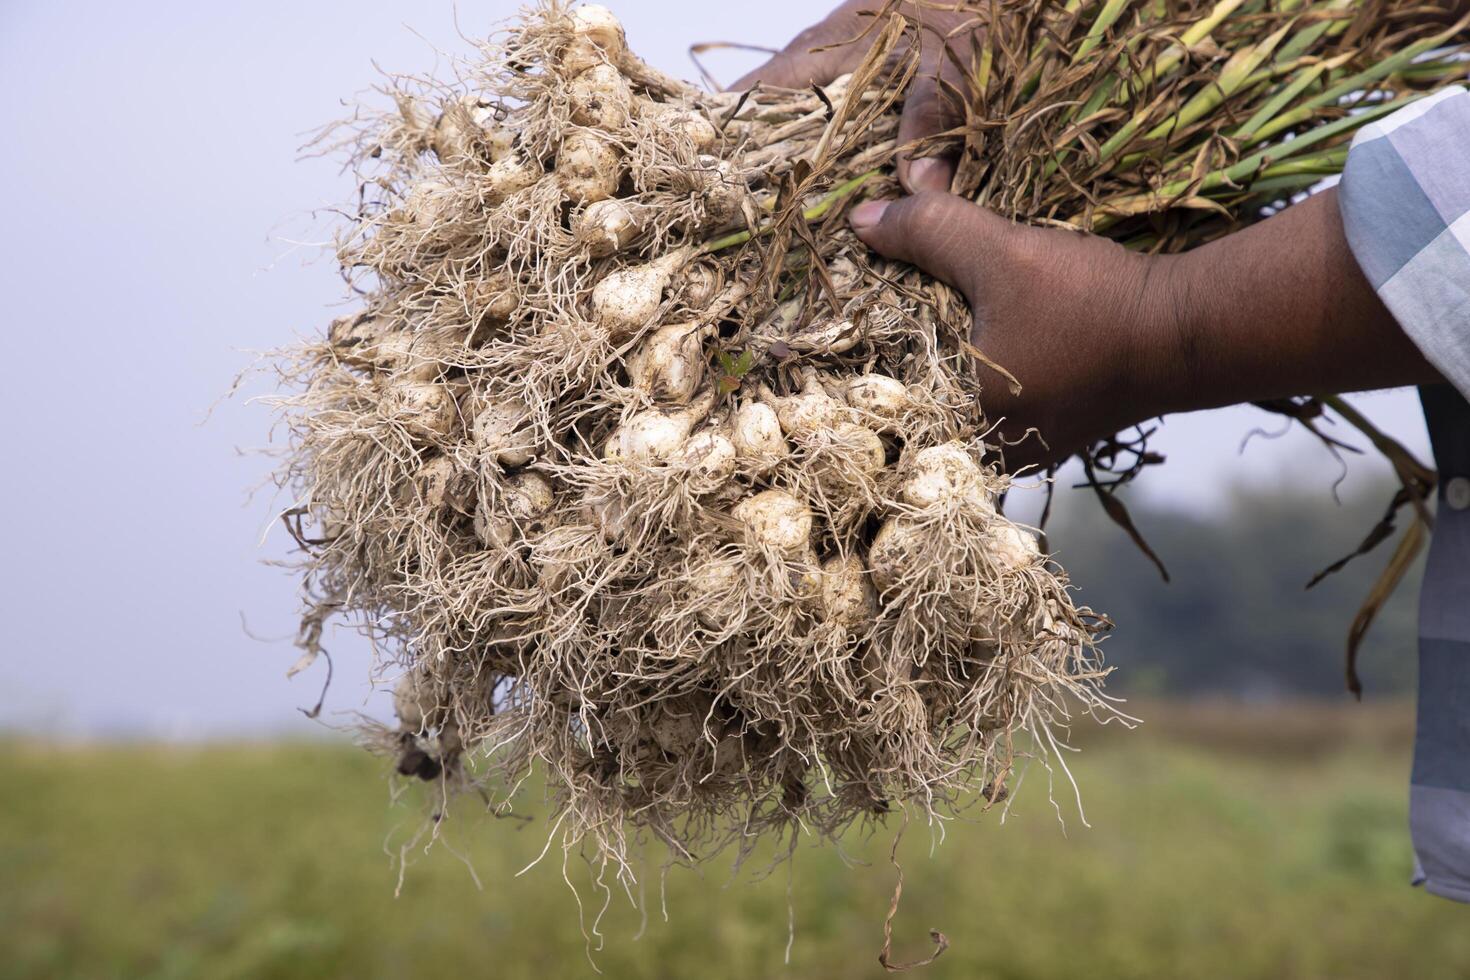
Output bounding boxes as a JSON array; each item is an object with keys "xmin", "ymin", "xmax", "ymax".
[{"xmin": 0, "ymin": 1, "xmax": 1431, "ymax": 738}]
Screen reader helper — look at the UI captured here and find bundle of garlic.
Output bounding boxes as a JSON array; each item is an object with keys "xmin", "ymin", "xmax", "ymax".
[{"xmin": 270, "ymin": 0, "xmax": 1118, "ymax": 898}]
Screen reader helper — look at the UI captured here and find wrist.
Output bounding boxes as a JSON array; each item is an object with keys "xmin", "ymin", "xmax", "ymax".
[
  {"xmin": 1116, "ymin": 189, "xmax": 1438, "ymax": 415},
  {"xmin": 1073, "ymin": 246, "xmax": 1199, "ymax": 431},
  {"xmin": 1126, "ymin": 248, "xmax": 1210, "ymax": 418}
]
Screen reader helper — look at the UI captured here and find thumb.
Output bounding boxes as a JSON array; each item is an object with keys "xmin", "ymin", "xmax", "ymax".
[
  {"xmin": 848, "ymin": 192, "xmax": 1007, "ymax": 297},
  {"xmin": 895, "ymin": 75, "xmax": 959, "ymax": 194}
]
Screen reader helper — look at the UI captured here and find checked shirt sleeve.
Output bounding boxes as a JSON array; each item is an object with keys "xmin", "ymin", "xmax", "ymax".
[
  {"xmin": 1340, "ymin": 87, "xmax": 1470, "ymax": 906},
  {"xmin": 1339, "ymin": 86, "xmax": 1470, "ymax": 400}
]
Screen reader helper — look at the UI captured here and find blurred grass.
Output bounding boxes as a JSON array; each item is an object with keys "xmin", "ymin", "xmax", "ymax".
[{"xmin": 3, "ymin": 702, "xmax": 1467, "ymax": 980}]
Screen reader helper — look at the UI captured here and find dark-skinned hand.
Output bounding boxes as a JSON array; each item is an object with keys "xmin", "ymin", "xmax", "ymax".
[{"xmin": 739, "ymin": 6, "xmax": 1439, "ymax": 470}]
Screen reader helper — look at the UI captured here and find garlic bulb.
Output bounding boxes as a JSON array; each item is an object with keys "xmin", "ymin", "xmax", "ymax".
[
  {"xmin": 586, "ymin": 494, "xmax": 633, "ymax": 544},
  {"xmin": 820, "ymin": 554, "xmax": 878, "ymax": 627},
  {"xmin": 382, "ymin": 380, "xmax": 458, "ymax": 440},
  {"xmin": 327, "ymin": 312, "xmax": 394, "ymax": 369},
  {"xmin": 572, "ymin": 5, "xmax": 625, "ymax": 49},
  {"xmin": 505, "ymin": 471, "xmax": 555, "ymax": 520},
  {"xmin": 729, "ymin": 400, "xmax": 788, "ymax": 470},
  {"xmin": 466, "ymin": 270, "xmax": 519, "ymax": 326},
  {"xmin": 677, "ymin": 263, "xmax": 721, "ymax": 309},
  {"xmin": 482, "ymin": 125, "xmax": 516, "ymax": 162},
  {"xmin": 688, "ymin": 553, "xmax": 743, "ymax": 627},
  {"xmin": 430, "ymin": 96, "xmax": 501, "ymax": 164},
  {"xmin": 641, "ymin": 102, "xmax": 719, "ymax": 153},
  {"xmin": 987, "ymin": 524, "xmax": 1040, "ymax": 572},
  {"xmin": 560, "ymin": 4, "xmax": 627, "ymax": 75},
  {"xmin": 372, "ymin": 331, "xmax": 448, "ymax": 383},
  {"xmin": 567, "ymin": 63, "xmax": 632, "ymax": 130},
  {"xmin": 758, "ymin": 371, "xmax": 843, "ymax": 437},
  {"xmin": 843, "ymin": 374, "xmax": 910, "ymax": 428},
  {"xmin": 695, "ymin": 155, "xmax": 744, "ymax": 226},
  {"xmin": 792, "ymin": 547, "xmax": 824, "ymax": 600},
  {"xmin": 591, "ymin": 248, "xmax": 691, "ymax": 337},
  {"xmin": 472, "ymin": 398, "xmax": 536, "ymax": 468},
  {"xmin": 868, "ymin": 517, "xmax": 922, "ymax": 593},
  {"xmin": 902, "ymin": 442, "xmax": 994, "ymax": 514},
  {"xmin": 609, "ymin": 389, "xmax": 716, "ymax": 462},
  {"xmin": 414, "ymin": 455, "xmax": 474, "ymax": 513},
  {"xmin": 627, "ymin": 321, "xmax": 711, "ymax": 403},
  {"xmin": 557, "ymin": 130, "xmax": 623, "ymax": 204},
  {"xmin": 403, "ymin": 180, "xmax": 457, "ymax": 230},
  {"xmin": 475, "ymin": 472, "xmax": 554, "ymax": 547},
  {"xmin": 430, "ymin": 111, "xmax": 472, "ymax": 164},
  {"xmin": 732, "ymin": 490, "xmax": 812, "ymax": 555},
  {"xmin": 828, "ymin": 422, "xmax": 886, "ymax": 476},
  {"xmin": 674, "ymin": 427, "xmax": 737, "ymax": 491},
  {"xmin": 393, "ymin": 669, "xmax": 445, "ymax": 732},
  {"xmin": 531, "ymin": 525, "xmax": 582, "ymax": 593},
  {"xmin": 574, "ymin": 198, "xmax": 645, "ymax": 257},
  {"xmin": 485, "ymin": 151, "xmax": 542, "ymax": 202},
  {"xmin": 473, "ymin": 502, "xmax": 513, "ymax": 549},
  {"xmin": 786, "ymin": 317, "xmax": 860, "ymax": 355}
]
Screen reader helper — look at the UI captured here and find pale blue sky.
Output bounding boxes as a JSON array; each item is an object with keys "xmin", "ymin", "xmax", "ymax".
[{"xmin": 0, "ymin": 1, "xmax": 1430, "ymax": 738}]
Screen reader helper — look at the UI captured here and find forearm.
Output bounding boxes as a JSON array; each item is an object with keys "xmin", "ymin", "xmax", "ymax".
[{"xmin": 1140, "ymin": 188, "xmax": 1441, "ymax": 416}]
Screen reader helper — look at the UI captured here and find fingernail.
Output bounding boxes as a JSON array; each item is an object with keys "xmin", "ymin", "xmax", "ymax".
[
  {"xmin": 907, "ymin": 157, "xmax": 953, "ymax": 194},
  {"xmin": 849, "ymin": 199, "xmax": 890, "ymax": 231}
]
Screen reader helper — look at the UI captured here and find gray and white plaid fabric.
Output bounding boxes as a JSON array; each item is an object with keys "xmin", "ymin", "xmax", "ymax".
[{"xmin": 1340, "ymin": 85, "xmax": 1470, "ymax": 904}]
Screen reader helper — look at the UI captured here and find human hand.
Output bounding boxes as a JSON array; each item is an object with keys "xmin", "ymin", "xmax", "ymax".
[
  {"xmin": 847, "ymin": 189, "xmax": 1438, "ymax": 472},
  {"xmin": 731, "ymin": 1, "xmax": 981, "ymax": 194},
  {"xmin": 849, "ymin": 193, "xmax": 1182, "ymax": 470}
]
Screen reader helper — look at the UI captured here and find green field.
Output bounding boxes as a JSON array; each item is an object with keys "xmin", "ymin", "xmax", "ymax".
[{"xmin": 3, "ymin": 702, "xmax": 1466, "ymax": 980}]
